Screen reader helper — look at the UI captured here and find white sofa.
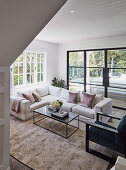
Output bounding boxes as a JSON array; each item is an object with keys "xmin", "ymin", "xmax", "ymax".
[{"xmin": 10, "ymin": 85, "xmax": 112, "ymax": 121}]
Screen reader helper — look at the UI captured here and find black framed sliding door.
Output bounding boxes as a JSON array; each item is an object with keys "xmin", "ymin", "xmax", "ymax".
[
  {"xmin": 67, "ymin": 47, "xmax": 126, "ymax": 110},
  {"xmin": 67, "ymin": 51, "xmax": 84, "ymax": 91},
  {"xmin": 86, "ymin": 50, "xmax": 105, "ymax": 96},
  {"xmin": 107, "ymin": 49, "xmax": 126, "ymax": 109}
]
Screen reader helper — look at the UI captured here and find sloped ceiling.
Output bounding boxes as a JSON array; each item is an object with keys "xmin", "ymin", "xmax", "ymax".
[
  {"xmin": 0, "ymin": 0, "xmax": 67, "ymax": 66},
  {"xmin": 36, "ymin": 0, "xmax": 126, "ymax": 43}
]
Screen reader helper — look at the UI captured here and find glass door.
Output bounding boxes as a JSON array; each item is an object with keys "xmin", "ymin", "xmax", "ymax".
[
  {"xmin": 86, "ymin": 50, "xmax": 105, "ymax": 95},
  {"xmin": 107, "ymin": 49, "xmax": 126, "ymax": 109},
  {"xmin": 67, "ymin": 48, "xmax": 126, "ymax": 110},
  {"xmin": 68, "ymin": 51, "xmax": 84, "ymax": 91}
]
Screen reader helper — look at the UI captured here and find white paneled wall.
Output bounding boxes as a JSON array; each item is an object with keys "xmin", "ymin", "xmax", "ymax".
[{"xmin": 0, "ymin": 67, "xmax": 10, "ymax": 170}]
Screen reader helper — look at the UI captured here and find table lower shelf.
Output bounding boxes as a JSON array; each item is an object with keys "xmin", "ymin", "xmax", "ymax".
[{"xmin": 33, "ymin": 113, "xmax": 79, "ymax": 139}]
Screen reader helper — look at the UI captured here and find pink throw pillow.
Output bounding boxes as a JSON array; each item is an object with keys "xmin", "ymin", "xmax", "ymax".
[
  {"xmin": 80, "ymin": 92, "xmax": 96, "ymax": 108},
  {"xmin": 67, "ymin": 92, "xmax": 78, "ymax": 104},
  {"xmin": 32, "ymin": 92, "xmax": 41, "ymax": 102},
  {"xmin": 22, "ymin": 93, "xmax": 35, "ymax": 104}
]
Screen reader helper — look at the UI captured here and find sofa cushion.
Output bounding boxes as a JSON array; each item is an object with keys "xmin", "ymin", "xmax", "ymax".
[
  {"xmin": 72, "ymin": 105, "xmax": 95, "ymax": 119},
  {"xmin": 32, "ymin": 91, "xmax": 41, "ymax": 102},
  {"xmin": 80, "ymin": 92, "xmax": 96, "ymax": 108},
  {"xmin": 94, "ymin": 94, "xmax": 104, "ymax": 105},
  {"xmin": 36, "ymin": 86, "xmax": 49, "ymax": 97},
  {"xmin": 61, "ymin": 101, "xmax": 77, "ymax": 112},
  {"xmin": 67, "ymin": 91, "xmax": 78, "ymax": 104},
  {"xmin": 42, "ymin": 95, "xmax": 60, "ymax": 103},
  {"xmin": 30, "ymin": 100, "xmax": 49, "ymax": 112},
  {"xmin": 22, "ymin": 92, "xmax": 35, "ymax": 104},
  {"xmin": 60, "ymin": 88, "xmax": 69, "ymax": 99},
  {"xmin": 49, "ymin": 85, "xmax": 62, "ymax": 97},
  {"xmin": 17, "ymin": 88, "xmax": 35, "ymax": 97}
]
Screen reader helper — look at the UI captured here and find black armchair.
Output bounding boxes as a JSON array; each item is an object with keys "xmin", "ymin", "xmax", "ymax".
[{"xmin": 85, "ymin": 112, "xmax": 126, "ymax": 163}]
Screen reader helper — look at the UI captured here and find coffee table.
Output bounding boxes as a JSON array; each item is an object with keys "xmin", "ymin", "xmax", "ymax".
[{"xmin": 33, "ymin": 105, "xmax": 79, "ymax": 139}]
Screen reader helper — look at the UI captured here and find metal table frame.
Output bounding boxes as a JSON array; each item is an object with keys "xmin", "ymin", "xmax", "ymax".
[{"xmin": 33, "ymin": 110, "xmax": 79, "ymax": 139}]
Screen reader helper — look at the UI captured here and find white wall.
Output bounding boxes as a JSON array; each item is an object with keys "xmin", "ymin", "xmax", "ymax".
[
  {"xmin": 11, "ymin": 39, "xmax": 59, "ymax": 95},
  {"xmin": 58, "ymin": 35, "xmax": 126, "ymax": 82},
  {"xmin": 27, "ymin": 39, "xmax": 59, "ymax": 84}
]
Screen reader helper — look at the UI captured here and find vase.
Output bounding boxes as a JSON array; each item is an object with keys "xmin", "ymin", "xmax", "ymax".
[{"xmin": 56, "ymin": 108, "xmax": 60, "ymax": 112}]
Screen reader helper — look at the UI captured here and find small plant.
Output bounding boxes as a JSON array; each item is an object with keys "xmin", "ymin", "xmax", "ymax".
[{"xmin": 52, "ymin": 77, "xmax": 67, "ymax": 89}]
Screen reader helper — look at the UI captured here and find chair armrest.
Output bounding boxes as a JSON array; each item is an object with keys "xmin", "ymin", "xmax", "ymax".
[
  {"xmin": 86, "ymin": 121, "xmax": 119, "ymax": 134},
  {"xmin": 97, "ymin": 112, "xmax": 121, "ymax": 121}
]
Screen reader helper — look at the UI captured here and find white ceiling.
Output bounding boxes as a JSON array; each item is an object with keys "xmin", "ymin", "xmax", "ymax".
[{"xmin": 36, "ymin": 0, "xmax": 126, "ymax": 44}]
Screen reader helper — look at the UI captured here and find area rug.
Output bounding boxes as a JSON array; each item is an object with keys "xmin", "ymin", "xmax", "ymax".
[{"xmin": 10, "ymin": 115, "xmax": 111, "ymax": 170}]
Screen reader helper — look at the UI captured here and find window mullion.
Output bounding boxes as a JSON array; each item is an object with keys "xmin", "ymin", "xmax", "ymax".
[
  {"xmin": 35, "ymin": 52, "xmax": 37, "ymax": 84},
  {"xmin": 24, "ymin": 51, "xmax": 27, "ymax": 85}
]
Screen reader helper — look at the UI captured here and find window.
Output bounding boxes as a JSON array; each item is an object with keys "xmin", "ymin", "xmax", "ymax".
[
  {"xmin": 26, "ymin": 52, "xmax": 35, "ymax": 84},
  {"xmin": 11, "ymin": 51, "xmax": 46, "ymax": 87},
  {"xmin": 13, "ymin": 53, "xmax": 24, "ymax": 86},
  {"xmin": 37, "ymin": 53, "xmax": 44, "ymax": 82}
]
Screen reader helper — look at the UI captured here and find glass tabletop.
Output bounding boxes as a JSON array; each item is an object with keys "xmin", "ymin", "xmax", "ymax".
[{"xmin": 34, "ymin": 105, "xmax": 79, "ymax": 124}]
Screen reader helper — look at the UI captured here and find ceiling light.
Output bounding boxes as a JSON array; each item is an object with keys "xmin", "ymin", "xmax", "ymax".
[{"xmin": 69, "ymin": 10, "xmax": 75, "ymax": 13}]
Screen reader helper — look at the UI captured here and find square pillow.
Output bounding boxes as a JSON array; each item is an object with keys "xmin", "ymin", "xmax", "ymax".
[
  {"xmin": 32, "ymin": 92, "xmax": 41, "ymax": 102},
  {"xmin": 49, "ymin": 85, "xmax": 62, "ymax": 97},
  {"xmin": 67, "ymin": 92, "xmax": 78, "ymax": 104},
  {"xmin": 60, "ymin": 88, "xmax": 69, "ymax": 99},
  {"xmin": 36, "ymin": 86, "xmax": 49, "ymax": 97},
  {"xmin": 22, "ymin": 92, "xmax": 35, "ymax": 104},
  {"xmin": 94, "ymin": 94, "xmax": 104, "ymax": 105},
  {"xmin": 80, "ymin": 92, "xmax": 96, "ymax": 108}
]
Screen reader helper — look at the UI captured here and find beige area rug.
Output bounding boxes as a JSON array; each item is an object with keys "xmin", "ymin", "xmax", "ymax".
[{"xmin": 10, "ymin": 115, "xmax": 111, "ymax": 170}]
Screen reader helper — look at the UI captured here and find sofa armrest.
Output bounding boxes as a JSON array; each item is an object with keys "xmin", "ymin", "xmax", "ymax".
[
  {"xmin": 19, "ymin": 99, "xmax": 30, "ymax": 113},
  {"xmin": 94, "ymin": 98, "xmax": 112, "ymax": 121},
  {"xmin": 10, "ymin": 96, "xmax": 30, "ymax": 109},
  {"xmin": 10, "ymin": 96, "xmax": 31, "ymax": 120}
]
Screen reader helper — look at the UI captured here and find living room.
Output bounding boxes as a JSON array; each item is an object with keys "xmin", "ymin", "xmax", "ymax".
[{"xmin": 1, "ymin": 0, "xmax": 126, "ymax": 170}]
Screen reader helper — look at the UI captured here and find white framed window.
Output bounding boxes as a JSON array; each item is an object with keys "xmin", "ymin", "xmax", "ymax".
[
  {"xmin": 10, "ymin": 51, "xmax": 46, "ymax": 87},
  {"xmin": 26, "ymin": 52, "xmax": 35, "ymax": 84},
  {"xmin": 37, "ymin": 53, "xmax": 44, "ymax": 83}
]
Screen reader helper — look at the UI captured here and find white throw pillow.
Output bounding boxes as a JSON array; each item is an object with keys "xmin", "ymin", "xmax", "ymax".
[
  {"xmin": 49, "ymin": 85, "xmax": 62, "ymax": 97},
  {"xmin": 94, "ymin": 94, "xmax": 104, "ymax": 105},
  {"xmin": 36, "ymin": 86, "xmax": 49, "ymax": 97},
  {"xmin": 17, "ymin": 89, "xmax": 35, "ymax": 97},
  {"xmin": 60, "ymin": 88, "xmax": 69, "ymax": 99}
]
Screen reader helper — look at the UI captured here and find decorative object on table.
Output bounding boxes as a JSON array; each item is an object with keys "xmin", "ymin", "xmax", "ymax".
[
  {"xmin": 52, "ymin": 77, "xmax": 67, "ymax": 89},
  {"xmin": 51, "ymin": 111, "xmax": 68, "ymax": 118},
  {"xmin": 51, "ymin": 100, "xmax": 63, "ymax": 112}
]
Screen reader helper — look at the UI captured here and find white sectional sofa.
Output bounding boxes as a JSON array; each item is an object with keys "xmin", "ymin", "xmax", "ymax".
[{"xmin": 10, "ymin": 85, "xmax": 112, "ymax": 121}]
